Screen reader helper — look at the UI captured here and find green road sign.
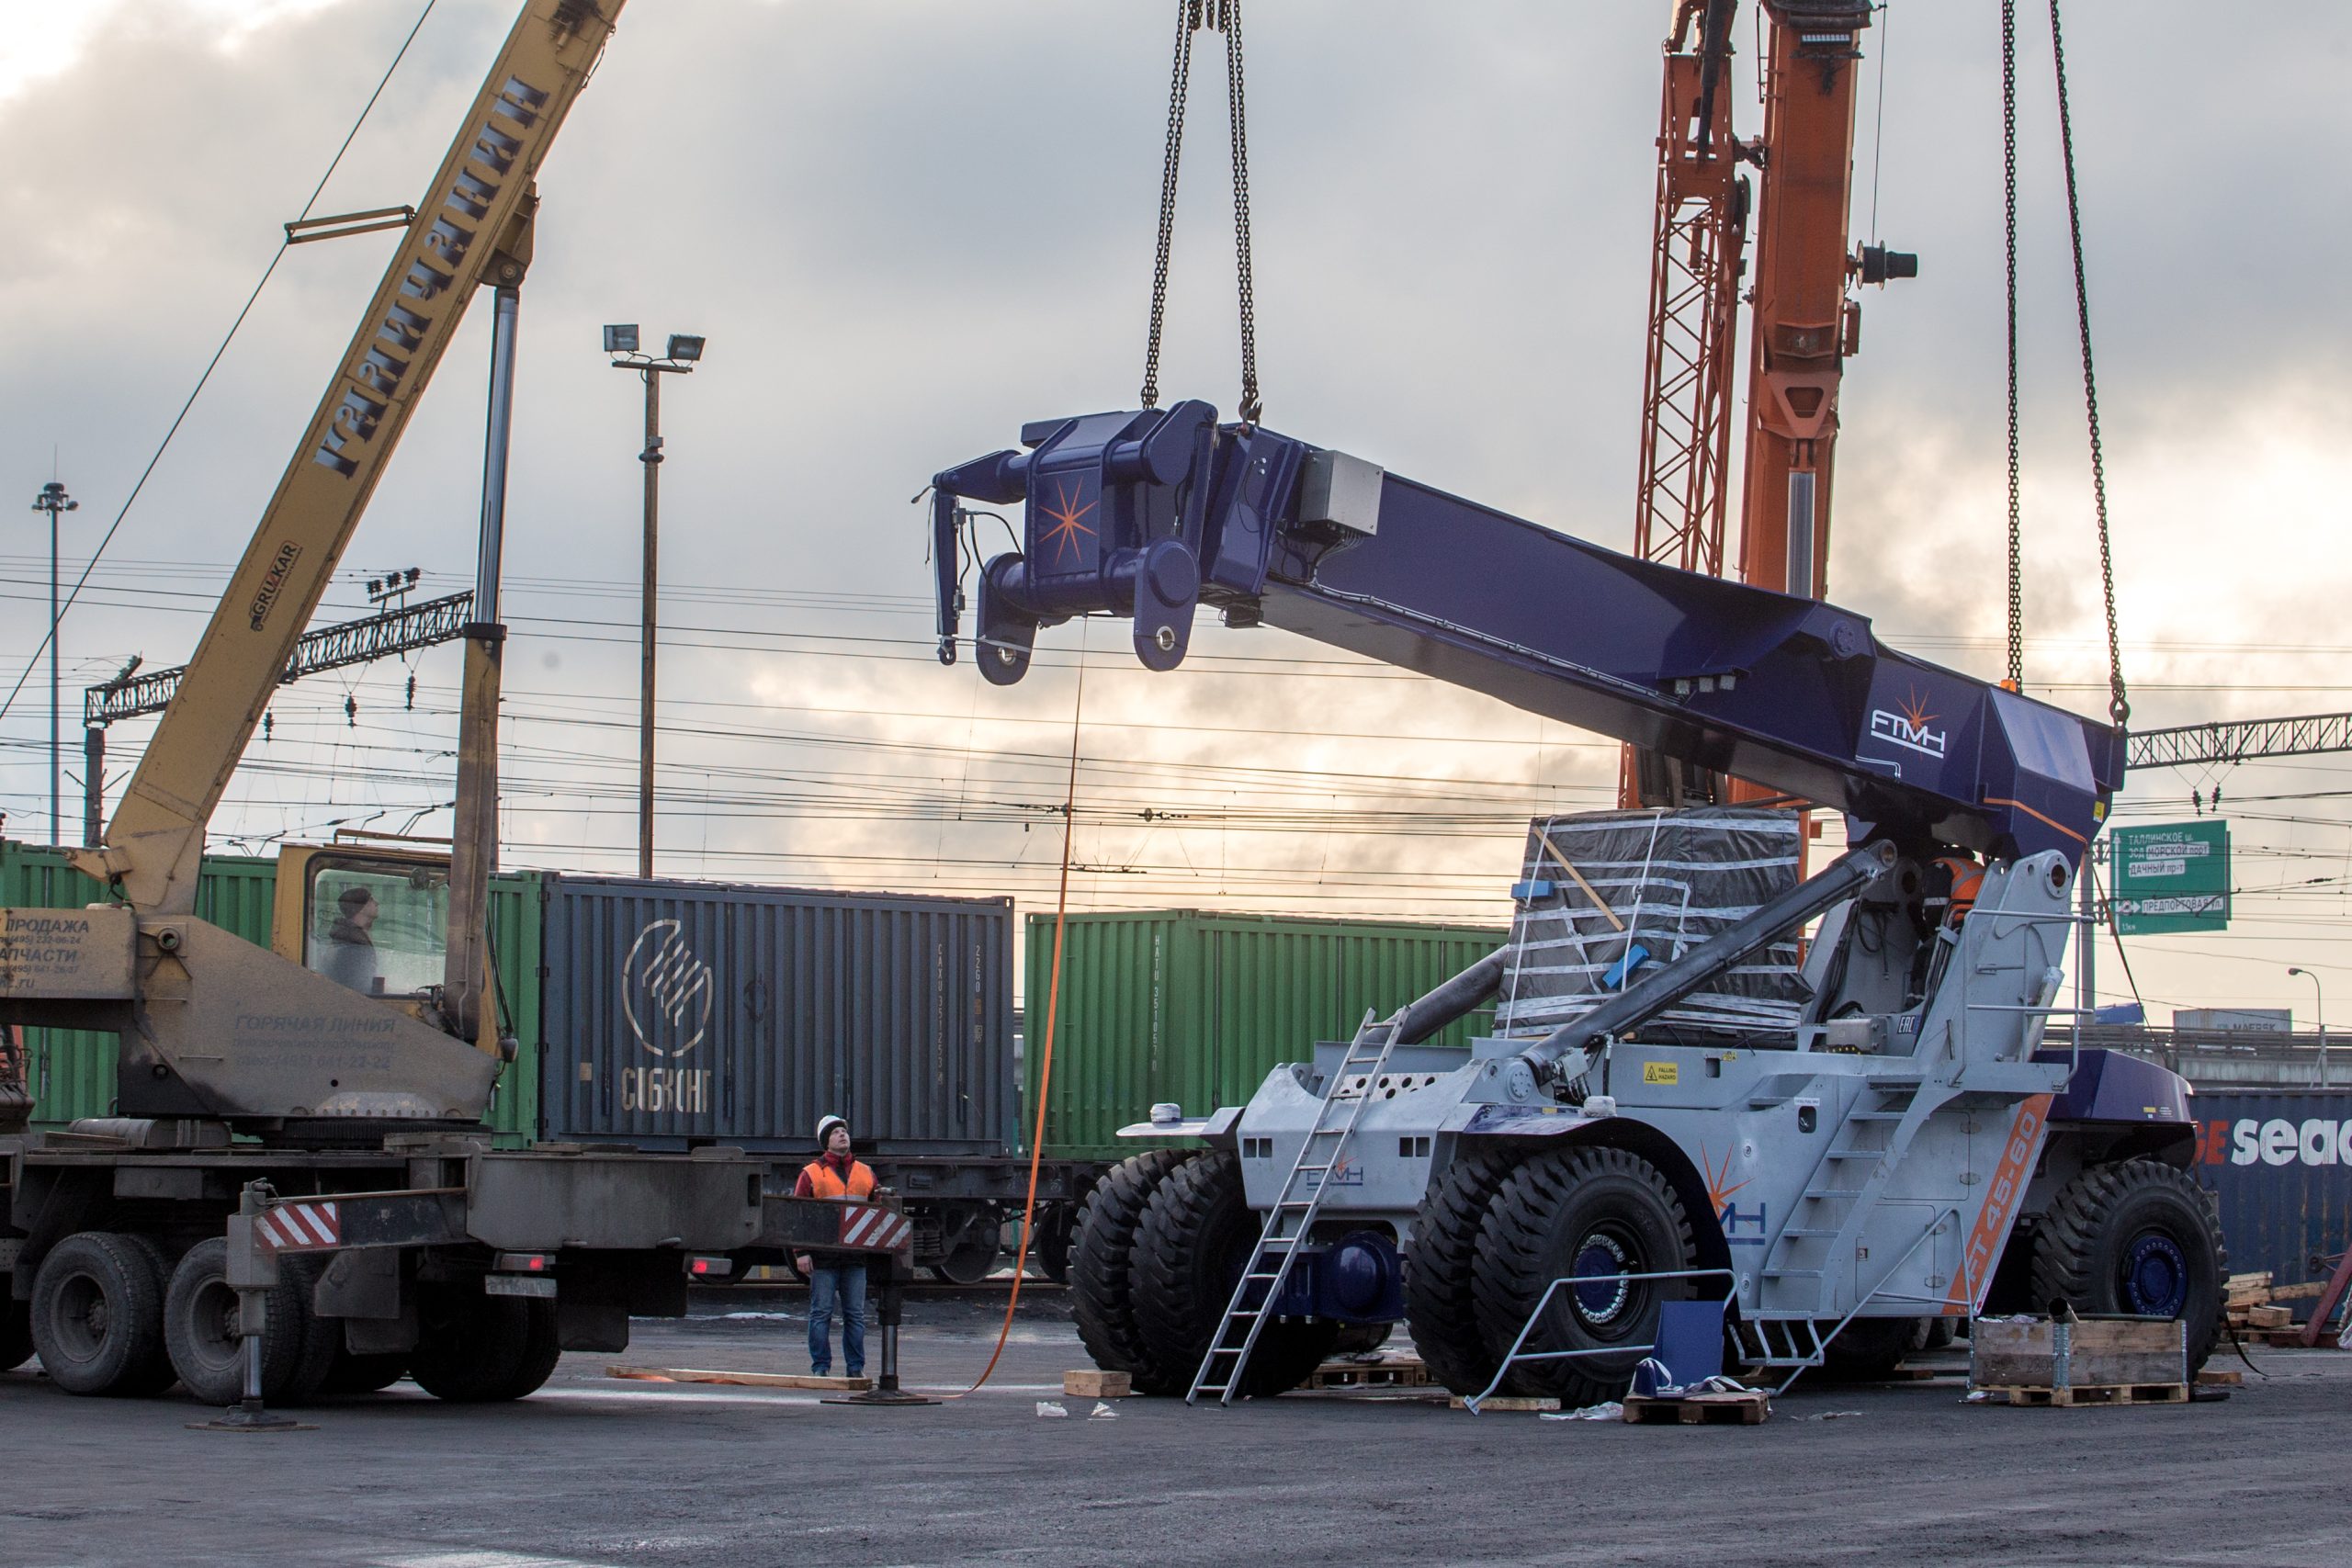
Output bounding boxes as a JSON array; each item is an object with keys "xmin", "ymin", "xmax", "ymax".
[{"xmin": 2111, "ymin": 820, "xmax": 2230, "ymax": 935}]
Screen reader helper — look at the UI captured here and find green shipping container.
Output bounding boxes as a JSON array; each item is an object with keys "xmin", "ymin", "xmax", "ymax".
[
  {"xmin": 2, "ymin": 840, "xmax": 542, "ymax": 1145},
  {"xmin": 1024, "ymin": 910, "xmax": 1508, "ymax": 1163}
]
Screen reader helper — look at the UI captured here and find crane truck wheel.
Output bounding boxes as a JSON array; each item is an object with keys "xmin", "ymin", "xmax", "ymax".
[
  {"xmin": 409, "ymin": 1284, "xmax": 560, "ymax": 1402},
  {"xmin": 2, "ymin": 1295, "xmax": 32, "ymax": 1372},
  {"xmin": 2030, "ymin": 1157, "xmax": 2227, "ymax": 1371},
  {"xmin": 1401, "ymin": 1146, "xmax": 1523, "ymax": 1396},
  {"xmin": 1131, "ymin": 1150, "xmax": 1340, "ymax": 1398},
  {"xmin": 1470, "ymin": 1145, "xmax": 1696, "ymax": 1405},
  {"xmin": 1069, "ymin": 1149, "xmax": 1197, "ymax": 1393},
  {"xmin": 29, "ymin": 1231, "xmax": 175, "ymax": 1396},
  {"xmin": 163, "ymin": 1237, "xmax": 340, "ymax": 1406}
]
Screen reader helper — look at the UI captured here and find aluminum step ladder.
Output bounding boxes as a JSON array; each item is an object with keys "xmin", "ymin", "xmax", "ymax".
[{"xmin": 1188, "ymin": 1010, "xmax": 1405, "ymax": 1406}]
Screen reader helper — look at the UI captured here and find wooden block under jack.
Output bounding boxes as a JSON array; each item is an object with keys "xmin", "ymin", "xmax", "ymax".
[
  {"xmin": 2242, "ymin": 1305, "xmax": 2293, "ymax": 1330},
  {"xmin": 605, "ymin": 1366, "xmax": 871, "ymax": 1392},
  {"xmin": 1064, "ymin": 1369, "xmax": 1132, "ymax": 1398},
  {"xmin": 2197, "ymin": 1368, "xmax": 2244, "ymax": 1386}
]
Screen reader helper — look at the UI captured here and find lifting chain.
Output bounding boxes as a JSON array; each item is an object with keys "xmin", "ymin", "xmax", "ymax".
[
  {"xmin": 2001, "ymin": 0, "xmax": 2024, "ymax": 690},
  {"xmin": 2049, "ymin": 0, "xmax": 2128, "ymax": 728},
  {"xmin": 1139, "ymin": 0, "xmax": 1261, "ymax": 426}
]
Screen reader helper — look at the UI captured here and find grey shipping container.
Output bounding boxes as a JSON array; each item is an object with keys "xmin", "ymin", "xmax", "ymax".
[
  {"xmin": 2174, "ymin": 1007, "xmax": 2291, "ymax": 1033},
  {"xmin": 539, "ymin": 874, "xmax": 1017, "ymax": 1156},
  {"xmin": 2187, "ymin": 1088, "xmax": 2352, "ymax": 1318}
]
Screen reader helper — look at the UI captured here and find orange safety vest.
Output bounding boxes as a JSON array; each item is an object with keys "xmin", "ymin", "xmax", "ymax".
[
  {"xmin": 1934, "ymin": 856, "xmax": 1985, "ymax": 924},
  {"xmin": 802, "ymin": 1156, "xmax": 876, "ymax": 1200}
]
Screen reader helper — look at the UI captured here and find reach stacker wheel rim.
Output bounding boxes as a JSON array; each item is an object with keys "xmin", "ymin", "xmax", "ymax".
[{"xmin": 2120, "ymin": 1231, "xmax": 2190, "ymax": 1319}]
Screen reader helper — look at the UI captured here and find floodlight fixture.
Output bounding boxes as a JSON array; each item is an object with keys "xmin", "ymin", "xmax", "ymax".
[
  {"xmin": 604, "ymin": 323, "xmax": 640, "ymax": 354},
  {"xmin": 666, "ymin": 333, "xmax": 705, "ymax": 363}
]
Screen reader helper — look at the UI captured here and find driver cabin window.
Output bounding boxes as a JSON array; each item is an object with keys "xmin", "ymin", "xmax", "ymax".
[{"xmin": 306, "ymin": 860, "xmax": 449, "ymax": 998}]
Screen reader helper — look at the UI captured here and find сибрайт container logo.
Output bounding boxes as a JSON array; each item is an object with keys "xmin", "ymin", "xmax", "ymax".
[{"xmin": 622, "ymin": 919, "xmax": 714, "ymax": 1058}]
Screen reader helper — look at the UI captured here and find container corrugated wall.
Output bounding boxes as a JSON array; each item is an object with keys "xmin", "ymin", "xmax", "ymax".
[
  {"xmin": 538, "ymin": 875, "xmax": 1015, "ymax": 1156},
  {"xmin": 2188, "ymin": 1088, "xmax": 2352, "ymax": 1314},
  {"xmin": 483, "ymin": 871, "xmax": 542, "ymax": 1146},
  {"xmin": 4, "ymin": 840, "xmax": 276, "ymax": 1123},
  {"xmin": 4, "ymin": 840, "xmax": 542, "ymax": 1144},
  {"xmin": 1026, "ymin": 910, "xmax": 1508, "ymax": 1162}
]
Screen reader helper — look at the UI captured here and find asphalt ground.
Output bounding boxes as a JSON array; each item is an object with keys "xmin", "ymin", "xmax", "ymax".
[{"xmin": 3, "ymin": 1292, "xmax": 2346, "ymax": 1568}]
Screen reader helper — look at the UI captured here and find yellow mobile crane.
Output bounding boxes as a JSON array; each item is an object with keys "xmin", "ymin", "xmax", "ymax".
[{"xmin": 0, "ymin": 1, "xmax": 914, "ymax": 1412}]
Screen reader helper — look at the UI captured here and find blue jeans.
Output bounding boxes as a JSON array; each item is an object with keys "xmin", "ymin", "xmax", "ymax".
[{"xmin": 807, "ymin": 1262, "xmax": 866, "ymax": 1377}]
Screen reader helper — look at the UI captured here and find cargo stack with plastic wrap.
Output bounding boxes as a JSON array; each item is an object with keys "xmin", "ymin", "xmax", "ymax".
[
  {"xmin": 540, "ymin": 875, "xmax": 1018, "ymax": 1156},
  {"xmin": 1493, "ymin": 807, "xmax": 1807, "ymax": 1043}
]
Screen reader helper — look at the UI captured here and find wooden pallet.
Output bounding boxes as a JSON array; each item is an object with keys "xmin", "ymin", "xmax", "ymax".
[
  {"xmin": 605, "ymin": 1366, "xmax": 870, "ymax": 1392},
  {"xmin": 1622, "ymin": 1390, "xmax": 1770, "ymax": 1426},
  {"xmin": 1305, "ymin": 1357, "xmax": 1434, "ymax": 1391},
  {"xmin": 1978, "ymin": 1382, "xmax": 2188, "ymax": 1408}
]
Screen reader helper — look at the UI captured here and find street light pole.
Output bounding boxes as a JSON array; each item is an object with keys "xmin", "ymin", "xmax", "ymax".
[
  {"xmin": 2290, "ymin": 966, "xmax": 2326, "ymax": 1088},
  {"xmin": 605, "ymin": 327, "xmax": 704, "ymax": 880},
  {"xmin": 29, "ymin": 481, "xmax": 78, "ymax": 846}
]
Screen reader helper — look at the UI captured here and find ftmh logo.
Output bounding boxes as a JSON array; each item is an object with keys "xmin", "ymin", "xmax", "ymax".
[{"xmin": 1869, "ymin": 688, "xmax": 1947, "ymax": 761}]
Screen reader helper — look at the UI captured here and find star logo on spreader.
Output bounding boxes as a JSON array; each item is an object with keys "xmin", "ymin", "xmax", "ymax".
[{"xmin": 1038, "ymin": 478, "xmax": 1098, "ymax": 567}]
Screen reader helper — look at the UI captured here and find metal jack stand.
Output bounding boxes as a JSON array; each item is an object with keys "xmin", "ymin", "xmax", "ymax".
[
  {"xmin": 823, "ymin": 1255, "xmax": 936, "ymax": 1407},
  {"xmin": 189, "ymin": 1181, "xmax": 313, "ymax": 1433}
]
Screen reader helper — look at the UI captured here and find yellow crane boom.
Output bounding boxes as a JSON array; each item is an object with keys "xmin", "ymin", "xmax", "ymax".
[{"xmin": 77, "ymin": 0, "xmax": 623, "ymax": 915}]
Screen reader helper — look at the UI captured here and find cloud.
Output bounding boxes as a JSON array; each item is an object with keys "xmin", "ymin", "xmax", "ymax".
[{"xmin": 3, "ymin": 0, "xmax": 2347, "ymax": 1021}]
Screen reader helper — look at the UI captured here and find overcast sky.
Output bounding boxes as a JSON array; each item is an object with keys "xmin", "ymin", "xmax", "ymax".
[{"xmin": 3, "ymin": 1, "xmax": 2347, "ymax": 1022}]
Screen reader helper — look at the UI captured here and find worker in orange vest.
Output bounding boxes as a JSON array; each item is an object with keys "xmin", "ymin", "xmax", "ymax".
[
  {"xmin": 793, "ymin": 1114, "xmax": 876, "ymax": 1378},
  {"xmin": 1927, "ymin": 853, "xmax": 1985, "ymax": 929}
]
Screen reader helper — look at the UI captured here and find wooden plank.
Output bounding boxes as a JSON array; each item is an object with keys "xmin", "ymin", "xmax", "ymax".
[
  {"xmin": 605, "ymin": 1365, "xmax": 871, "ymax": 1392},
  {"xmin": 2197, "ymin": 1368, "xmax": 2244, "ymax": 1387},
  {"xmin": 1533, "ymin": 827, "xmax": 1625, "ymax": 931},
  {"xmin": 2268, "ymin": 1281, "xmax": 2328, "ymax": 1303},
  {"xmin": 1064, "ymin": 1369, "xmax": 1131, "ymax": 1398},
  {"xmin": 2241, "ymin": 1305, "xmax": 2293, "ymax": 1330}
]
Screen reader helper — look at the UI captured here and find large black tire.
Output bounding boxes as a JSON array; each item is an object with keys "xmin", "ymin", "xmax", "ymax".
[
  {"xmin": 30, "ymin": 1231, "xmax": 175, "ymax": 1396},
  {"xmin": 2031, "ymin": 1157, "xmax": 2227, "ymax": 1371},
  {"xmin": 163, "ymin": 1237, "xmax": 340, "ymax": 1406},
  {"xmin": 1403, "ymin": 1147, "xmax": 1521, "ymax": 1396},
  {"xmin": 410, "ymin": 1285, "xmax": 560, "ymax": 1403},
  {"xmin": 1471, "ymin": 1145, "xmax": 1696, "ymax": 1405},
  {"xmin": 1132, "ymin": 1151, "xmax": 1340, "ymax": 1398},
  {"xmin": 1069, "ymin": 1149, "xmax": 1195, "ymax": 1393}
]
